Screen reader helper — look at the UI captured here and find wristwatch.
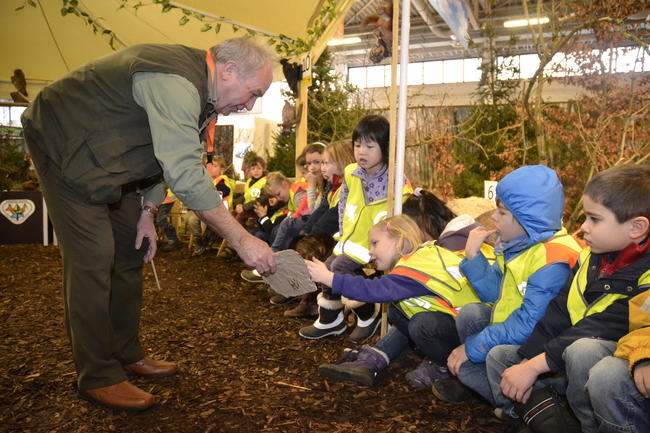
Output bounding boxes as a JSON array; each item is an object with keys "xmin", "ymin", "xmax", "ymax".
[{"xmin": 142, "ymin": 204, "xmax": 158, "ymax": 217}]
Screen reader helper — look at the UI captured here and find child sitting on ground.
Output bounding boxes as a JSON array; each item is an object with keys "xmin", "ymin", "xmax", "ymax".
[
  {"xmin": 209, "ymin": 155, "xmax": 236, "ymax": 211},
  {"xmin": 486, "ymin": 164, "xmax": 650, "ymax": 433},
  {"xmin": 300, "ymin": 139, "xmax": 355, "ymax": 239},
  {"xmin": 283, "ymin": 140, "xmax": 356, "ymax": 318},
  {"xmin": 270, "ymin": 143, "xmax": 326, "ymax": 252},
  {"xmin": 235, "ymin": 154, "xmax": 267, "ymax": 226},
  {"xmin": 189, "ymin": 155, "xmax": 236, "ymax": 255},
  {"xmin": 431, "ymin": 165, "xmax": 582, "ymax": 407},
  {"xmin": 299, "ymin": 114, "xmax": 412, "ymax": 343},
  {"xmin": 312, "ymin": 190, "xmax": 490, "ymax": 388},
  {"xmin": 263, "ymin": 172, "xmax": 308, "ymax": 218},
  {"xmin": 240, "ymin": 171, "xmax": 309, "ymax": 299},
  {"xmin": 586, "ymin": 289, "xmax": 650, "ymax": 433},
  {"xmin": 250, "ymin": 194, "xmax": 288, "ymax": 245}
]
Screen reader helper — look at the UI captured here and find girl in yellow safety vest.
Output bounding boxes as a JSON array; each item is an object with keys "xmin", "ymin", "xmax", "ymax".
[
  {"xmin": 234, "ymin": 154, "xmax": 267, "ymax": 226},
  {"xmin": 267, "ymin": 143, "xmax": 326, "ymax": 252},
  {"xmin": 283, "ymin": 139, "xmax": 357, "ymax": 318},
  {"xmin": 298, "ymin": 115, "xmax": 413, "ymax": 342},
  {"xmin": 306, "ymin": 194, "xmax": 491, "ymax": 388}
]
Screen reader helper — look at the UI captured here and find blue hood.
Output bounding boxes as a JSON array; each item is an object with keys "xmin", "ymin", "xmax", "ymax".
[{"xmin": 496, "ymin": 165, "xmax": 564, "ymax": 246}]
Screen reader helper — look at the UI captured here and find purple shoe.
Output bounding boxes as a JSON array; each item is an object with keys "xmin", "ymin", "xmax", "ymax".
[
  {"xmin": 405, "ymin": 359, "xmax": 450, "ymax": 390},
  {"xmin": 318, "ymin": 345, "xmax": 389, "ymax": 386}
]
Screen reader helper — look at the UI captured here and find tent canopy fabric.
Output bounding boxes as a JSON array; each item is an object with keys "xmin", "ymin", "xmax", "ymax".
[{"xmin": 0, "ymin": 0, "xmax": 327, "ymax": 98}]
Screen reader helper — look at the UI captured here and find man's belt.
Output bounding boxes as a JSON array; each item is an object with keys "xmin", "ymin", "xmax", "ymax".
[{"xmin": 121, "ymin": 173, "xmax": 164, "ymax": 195}]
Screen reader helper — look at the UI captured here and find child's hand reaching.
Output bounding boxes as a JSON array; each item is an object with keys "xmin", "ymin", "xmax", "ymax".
[
  {"xmin": 305, "ymin": 258, "xmax": 334, "ymax": 287},
  {"xmin": 465, "ymin": 227, "xmax": 497, "ymax": 260},
  {"xmin": 634, "ymin": 360, "xmax": 650, "ymax": 398},
  {"xmin": 253, "ymin": 202, "xmax": 268, "ymax": 218}
]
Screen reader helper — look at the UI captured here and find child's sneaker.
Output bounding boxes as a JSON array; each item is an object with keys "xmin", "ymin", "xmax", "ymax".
[
  {"xmin": 318, "ymin": 345, "xmax": 389, "ymax": 386},
  {"xmin": 269, "ymin": 294, "xmax": 299, "ymax": 305},
  {"xmin": 405, "ymin": 359, "xmax": 450, "ymax": 389},
  {"xmin": 160, "ymin": 240, "xmax": 181, "ymax": 252},
  {"xmin": 192, "ymin": 245, "xmax": 206, "ymax": 256},
  {"xmin": 431, "ymin": 377, "xmax": 475, "ymax": 402},
  {"xmin": 240, "ymin": 269, "xmax": 264, "ymax": 283}
]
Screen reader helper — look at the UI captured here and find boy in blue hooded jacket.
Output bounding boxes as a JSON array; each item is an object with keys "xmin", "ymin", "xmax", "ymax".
[{"xmin": 431, "ymin": 165, "xmax": 582, "ymax": 406}]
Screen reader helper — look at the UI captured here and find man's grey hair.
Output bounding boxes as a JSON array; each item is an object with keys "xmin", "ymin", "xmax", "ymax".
[{"xmin": 210, "ymin": 37, "xmax": 276, "ymax": 81}]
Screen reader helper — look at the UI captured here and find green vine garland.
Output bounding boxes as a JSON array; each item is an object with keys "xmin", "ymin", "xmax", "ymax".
[{"xmin": 16, "ymin": 0, "xmax": 339, "ymax": 57}]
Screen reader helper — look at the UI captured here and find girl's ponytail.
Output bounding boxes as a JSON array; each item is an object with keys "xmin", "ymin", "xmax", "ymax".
[{"xmin": 372, "ymin": 214, "xmax": 423, "ymax": 256}]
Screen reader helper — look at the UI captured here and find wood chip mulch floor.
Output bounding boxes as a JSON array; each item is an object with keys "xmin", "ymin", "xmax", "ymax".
[{"xmin": 1, "ymin": 244, "xmax": 505, "ymax": 433}]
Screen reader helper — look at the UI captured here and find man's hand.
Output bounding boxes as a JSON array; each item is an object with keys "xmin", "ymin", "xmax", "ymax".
[
  {"xmin": 633, "ymin": 360, "xmax": 650, "ymax": 398},
  {"xmin": 465, "ymin": 227, "xmax": 496, "ymax": 260},
  {"xmin": 197, "ymin": 205, "xmax": 276, "ymax": 275},
  {"xmin": 305, "ymin": 258, "xmax": 334, "ymax": 287},
  {"xmin": 234, "ymin": 234, "xmax": 276, "ymax": 276},
  {"xmin": 447, "ymin": 344, "xmax": 469, "ymax": 376},
  {"xmin": 135, "ymin": 210, "xmax": 157, "ymax": 263}
]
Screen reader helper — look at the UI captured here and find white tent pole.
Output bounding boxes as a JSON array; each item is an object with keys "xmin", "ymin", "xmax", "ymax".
[{"xmin": 393, "ymin": 0, "xmax": 411, "ymax": 216}]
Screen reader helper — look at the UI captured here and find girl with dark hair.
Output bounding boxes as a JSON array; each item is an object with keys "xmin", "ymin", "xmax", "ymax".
[{"xmin": 298, "ymin": 115, "xmax": 413, "ymax": 342}]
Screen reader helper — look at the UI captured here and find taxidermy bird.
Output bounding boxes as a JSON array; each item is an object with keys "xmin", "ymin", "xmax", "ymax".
[
  {"xmin": 361, "ymin": 0, "xmax": 393, "ymax": 64},
  {"xmin": 280, "ymin": 58, "xmax": 302, "ymax": 98},
  {"xmin": 11, "ymin": 69, "xmax": 29, "ymax": 103},
  {"xmin": 281, "ymin": 100, "xmax": 301, "ymax": 136}
]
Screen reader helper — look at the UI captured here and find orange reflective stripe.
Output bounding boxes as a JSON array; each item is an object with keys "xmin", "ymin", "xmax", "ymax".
[
  {"xmin": 390, "ymin": 267, "xmax": 430, "ymax": 285},
  {"xmin": 205, "ymin": 50, "xmax": 217, "ymax": 155},
  {"xmin": 291, "ymin": 181, "xmax": 308, "ymax": 193},
  {"xmin": 543, "ymin": 241, "xmax": 580, "ymax": 268},
  {"xmin": 391, "ymin": 268, "xmax": 460, "ymax": 316},
  {"xmin": 432, "ymin": 297, "xmax": 459, "ymax": 316},
  {"xmin": 206, "ymin": 118, "xmax": 216, "ymax": 154}
]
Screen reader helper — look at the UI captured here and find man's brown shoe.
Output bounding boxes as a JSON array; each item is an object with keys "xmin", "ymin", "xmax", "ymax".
[
  {"xmin": 123, "ymin": 358, "xmax": 178, "ymax": 378},
  {"xmin": 79, "ymin": 380, "xmax": 155, "ymax": 411}
]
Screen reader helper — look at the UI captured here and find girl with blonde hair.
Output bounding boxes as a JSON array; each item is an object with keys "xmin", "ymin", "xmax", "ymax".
[{"xmin": 307, "ymin": 192, "xmax": 488, "ymax": 389}]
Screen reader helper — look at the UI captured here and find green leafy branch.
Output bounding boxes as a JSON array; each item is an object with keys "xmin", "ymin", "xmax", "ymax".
[
  {"xmin": 16, "ymin": 0, "xmax": 337, "ymax": 57},
  {"xmin": 16, "ymin": 0, "xmax": 124, "ymax": 49},
  {"xmin": 18, "ymin": 0, "xmax": 339, "ymax": 58},
  {"xmin": 141, "ymin": 0, "xmax": 339, "ymax": 58}
]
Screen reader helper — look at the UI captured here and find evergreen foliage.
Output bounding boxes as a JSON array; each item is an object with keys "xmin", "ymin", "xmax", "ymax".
[
  {"xmin": 0, "ymin": 132, "xmax": 29, "ymax": 191},
  {"xmin": 267, "ymin": 49, "xmax": 370, "ymax": 176}
]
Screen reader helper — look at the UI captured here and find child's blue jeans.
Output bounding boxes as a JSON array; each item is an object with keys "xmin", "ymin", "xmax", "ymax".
[
  {"xmin": 271, "ymin": 216, "xmax": 306, "ymax": 252},
  {"xmin": 485, "ymin": 344, "xmax": 567, "ymax": 418},
  {"xmin": 454, "ymin": 303, "xmax": 495, "ymax": 405},
  {"xmin": 587, "ymin": 352, "xmax": 650, "ymax": 433},
  {"xmin": 486, "ymin": 337, "xmax": 617, "ymax": 431}
]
